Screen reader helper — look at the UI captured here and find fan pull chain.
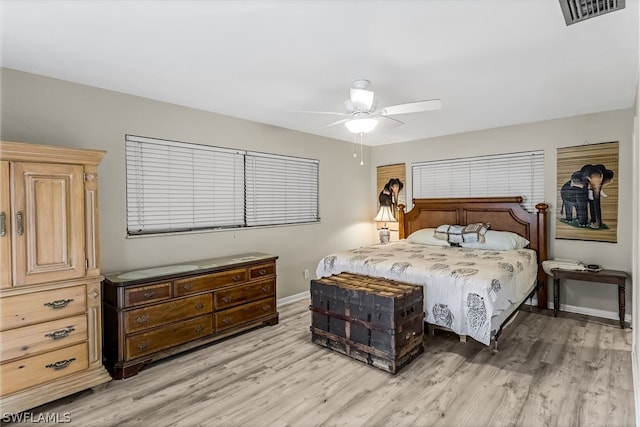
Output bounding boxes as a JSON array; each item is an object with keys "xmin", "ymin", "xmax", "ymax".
[
  {"xmin": 359, "ymin": 133, "xmax": 364, "ymax": 166},
  {"xmin": 353, "ymin": 133, "xmax": 358, "ymax": 158}
]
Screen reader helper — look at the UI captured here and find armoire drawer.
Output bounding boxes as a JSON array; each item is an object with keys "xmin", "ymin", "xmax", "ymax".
[
  {"xmin": 0, "ymin": 314, "xmax": 87, "ymax": 361},
  {"xmin": 215, "ymin": 297, "xmax": 276, "ymax": 331},
  {"xmin": 125, "ymin": 315, "xmax": 213, "ymax": 359},
  {"xmin": 214, "ymin": 279, "xmax": 276, "ymax": 310},
  {"xmin": 0, "ymin": 342, "xmax": 89, "ymax": 395},
  {"xmin": 174, "ymin": 268, "xmax": 247, "ymax": 296},
  {"xmin": 124, "ymin": 294, "xmax": 212, "ymax": 334},
  {"xmin": 0, "ymin": 285, "xmax": 86, "ymax": 330}
]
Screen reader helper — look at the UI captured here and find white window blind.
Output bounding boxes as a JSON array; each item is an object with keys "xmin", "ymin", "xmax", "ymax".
[
  {"xmin": 412, "ymin": 150, "xmax": 544, "ymax": 212},
  {"xmin": 245, "ymin": 152, "xmax": 319, "ymax": 226},
  {"xmin": 126, "ymin": 135, "xmax": 245, "ymax": 235}
]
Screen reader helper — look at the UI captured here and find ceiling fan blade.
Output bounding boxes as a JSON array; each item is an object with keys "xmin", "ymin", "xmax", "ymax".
[
  {"xmin": 292, "ymin": 110, "xmax": 350, "ymax": 117},
  {"xmin": 367, "ymin": 115, "xmax": 404, "ymax": 131},
  {"xmin": 379, "ymin": 99, "xmax": 442, "ymax": 116},
  {"xmin": 320, "ymin": 118, "xmax": 350, "ymax": 129},
  {"xmin": 379, "ymin": 115, "xmax": 404, "ymax": 126}
]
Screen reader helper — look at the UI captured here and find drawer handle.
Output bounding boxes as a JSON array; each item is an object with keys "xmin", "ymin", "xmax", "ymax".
[
  {"xmin": 222, "ymin": 296, "xmax": 232, "ymax": 303},
  {"xmin": 44, "ymin": 299, "xmax": 74, "ymax": 309},
  {"xmin": 137, "ymin": 341, "xmax": 149, "ymax": 350},
  {"xmin": 183, "ymin": 284, "xmax": 193, "ymax": 291},
  {"xmin": 195, "ymin": 325, "xmax": 204, "ymax": 333},
  {"xmin": 137, "ymin": 315, "xmax": 149, "ymax": 324},
  {"xmin": 0, "ymin": 212, "xmax": 6, "ymax": 237},
  {"xmin": 232, "ymin": 275, "xmax": 241, "ymax": 282},
  {"xmin": 262, "ymin": 305, "xmax": 271, "ymax": 312},
  {"xmin": 143, "ymin": 291, "xmax": 155, "ymax": 299},
  {"xmin": 45, "ymin": 358, "xmax": 76, "ymax": 371},
  {"xmin": 262, "ymin": 285, "xmax": 271, "ymax": 293},
  {"xmin": 16, "ymin": 211, "xmax": 24, "ymax": 236},
  {"xmin": 258, "ymin": 268, "xmax": 267, "ymax": 276},
  {"xmin": 222, "ymin": 316, "xmax": 232, "ymax": 325},
  {"xmin": 195, "ymin": 303, "xmax": 205, "ymax": 310},
  {"xmin": 45, "ymin": 326, "xmax": 75, "ymax": 340},
  {"xmin": 405, "ymin": 331, "xmax": 417, "ymax": 340}
]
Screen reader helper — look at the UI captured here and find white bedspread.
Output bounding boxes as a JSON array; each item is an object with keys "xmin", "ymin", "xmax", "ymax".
[{"xmin": 315, "ymin": 241, "xmax": 538, "ymax": 345}]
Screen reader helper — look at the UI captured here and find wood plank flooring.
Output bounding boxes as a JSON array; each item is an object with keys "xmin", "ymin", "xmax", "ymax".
[{"xmin": 3, "ymin": 300, "xmax": 634, "ymax": 427}]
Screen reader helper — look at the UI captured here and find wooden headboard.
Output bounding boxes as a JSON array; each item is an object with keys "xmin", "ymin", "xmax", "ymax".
[{"xmin": 397, "ymin": 197, "xmax": 549, "ymax": 308}]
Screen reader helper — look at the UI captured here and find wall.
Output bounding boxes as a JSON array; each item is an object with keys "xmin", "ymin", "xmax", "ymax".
[
  {"xmin": 632, "ymin": 39, "xmax": 640, "ymax": 424},
  {"xmin": 372, "ymin": 109, "xmax": 635, "ymax": 318},
  {"xmin": 1, "ymin": 67, "xmax": 634, "ymax": 317},
  {"xmin": 0, "ymin": 68, "xmax": 375, "ymax": 300}
]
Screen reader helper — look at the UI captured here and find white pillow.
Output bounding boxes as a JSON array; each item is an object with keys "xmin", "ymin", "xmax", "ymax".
[
  {"xmin": 460, "ymin": 230, "xmax": 530, "ymax": 251},
  {"xmin": 406, "ymin": 228, "xmax": 451, "ymax": 247}
]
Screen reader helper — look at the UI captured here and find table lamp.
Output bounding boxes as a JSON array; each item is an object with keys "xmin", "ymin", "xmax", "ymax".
[{"xmin": 374, "ymin": 205, "xmax": 397, "ymax": 244}]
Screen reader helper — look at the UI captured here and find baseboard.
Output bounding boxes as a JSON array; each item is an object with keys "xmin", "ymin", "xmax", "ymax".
[
  {"xmin": 525, "ymin": 297, "xmax": 632, "ymax": 324},
  {"xmin": 558, "ymin": 302, "xmax": 632, "ymax": 324},
  {"xmin": 633, "ymin": 344, "xmax": 640, "ymax": 427},
  {"xmin": 277, "ymin": 291, "xmax": 308, "ymax": 307}
]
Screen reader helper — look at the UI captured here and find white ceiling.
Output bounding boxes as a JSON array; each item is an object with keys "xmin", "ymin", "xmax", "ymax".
[{"xmin": 1, "ymin": 1, "xmax": 638, "ymax": 146}]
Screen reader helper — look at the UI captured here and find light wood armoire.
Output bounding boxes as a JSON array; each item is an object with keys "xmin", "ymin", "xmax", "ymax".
[{"xmin": 0, "ymin": 141, "xmax": 111, "ymax": 414}]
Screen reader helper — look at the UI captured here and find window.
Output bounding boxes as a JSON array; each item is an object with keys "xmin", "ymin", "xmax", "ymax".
[
  {"xmin": 412, "ymin": 150, "xmax": 544, "ymax": 212},
  {"xmin": 245, "ymin": 152, "xmax": 319, "ymax": 227},
  {"xmin": 125, "ymin": 135, "xmax": 319, "ymax": 235}
]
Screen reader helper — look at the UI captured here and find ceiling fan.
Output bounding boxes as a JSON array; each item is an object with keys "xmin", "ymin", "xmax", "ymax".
[{"xmin": 300, "ymin": 79, "xmax": 442, "ymax": 134}]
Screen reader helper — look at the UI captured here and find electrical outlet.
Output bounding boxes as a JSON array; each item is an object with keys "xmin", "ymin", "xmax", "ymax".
[{"xmin": 303, "ymin": 269, "xmax": 310, "ymax": 279}]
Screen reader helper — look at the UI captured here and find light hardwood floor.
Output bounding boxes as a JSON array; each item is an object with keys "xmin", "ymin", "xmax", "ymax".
[{"xmin": 3, "ymin": 299, "xmax": 635, "ymax": 427}]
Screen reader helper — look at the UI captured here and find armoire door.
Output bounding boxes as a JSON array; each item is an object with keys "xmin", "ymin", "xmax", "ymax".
[
  {"xmin": 0, "ymin": 161, "xmax": 11, "ymax": 288},
  {"xmin": 11, "ymin": 162, "xmax": 85, "ymax": 286}
]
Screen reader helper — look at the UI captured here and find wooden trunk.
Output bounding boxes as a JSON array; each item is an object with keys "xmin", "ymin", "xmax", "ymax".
[{"xmin": 309, "ymin": 273, "xmax": 424, "ymax": 374}]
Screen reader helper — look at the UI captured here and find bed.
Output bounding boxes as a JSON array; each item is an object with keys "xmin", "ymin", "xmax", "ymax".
[{"xmin": 316, "ymin": 197, "xmax": 549, "ymax": 348}]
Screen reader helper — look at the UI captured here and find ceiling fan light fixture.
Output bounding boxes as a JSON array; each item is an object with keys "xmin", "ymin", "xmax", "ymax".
[{"xmin": 345, "ymin": 117, "xmax": 378, "ymax": 134}]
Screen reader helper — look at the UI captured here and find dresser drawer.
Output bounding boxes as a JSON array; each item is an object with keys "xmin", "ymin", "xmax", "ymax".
[
  {"xmin": 126, "ymin": 315, "xmax": 213, "ymax": 359},
  {"xmin": 214, "ymin": 279, "xmax": 276, "ymax": 310},
  {"xmin": 215, "ymin": 297, "xmax": 276, "ymax": 331},
  {"xmin": 125, "ymin": 282, "xmax": 172, "ymax": 308},
  {"xmin": 0, "ymin": 342, "xmax": 88, "ymax": 395},
  {"xmin": 249, "ymin": 262, "xmax": 276, "ymax": 280},
  {"xmin": 0, "ymin": 315, "xmax": 87, "ymax": 362},
  {"xmin": 174, "ymin": 269, "xmax": 247, "ymax": 296},
  {"xmin": 0, "ymin": 285, "xmax": 86, "ymax": 331},
  {"xmin": 124, "ymin": 294, "xmax": 212, "ymax": 334}
]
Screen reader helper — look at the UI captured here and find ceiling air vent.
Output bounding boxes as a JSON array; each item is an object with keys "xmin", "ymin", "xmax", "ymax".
[{"xmin": 559, "ymin": 0, "xmax": 625, "ymax": 25}]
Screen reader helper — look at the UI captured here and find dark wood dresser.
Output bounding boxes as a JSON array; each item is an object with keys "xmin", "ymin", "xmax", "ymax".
[{"xmin": 102, "ymin": 253, "xmax": 278, "ymax": 379}]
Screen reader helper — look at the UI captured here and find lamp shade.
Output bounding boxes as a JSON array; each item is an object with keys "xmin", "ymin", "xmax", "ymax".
[
  {"xmin": 345, "ymin": 117, "xmax": 378, "ymax": 134},
  {"xmin": 374, "ymin": 205, "xmax": 397, "ymax": 223}
]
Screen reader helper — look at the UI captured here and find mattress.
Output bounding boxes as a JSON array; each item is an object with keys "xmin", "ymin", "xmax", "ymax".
[{"xmin": 316, "ymin": 240, "xmax": 538, "ymax": 345}]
